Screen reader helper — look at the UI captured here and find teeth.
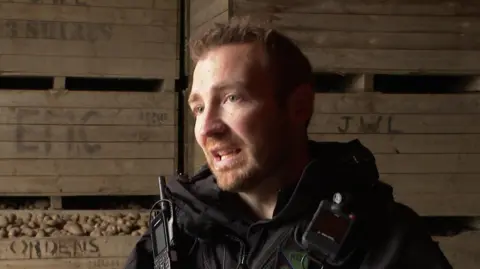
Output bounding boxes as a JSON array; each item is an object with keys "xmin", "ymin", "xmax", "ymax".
[
  {"xmin": 218, "ymin": 150, "xmax": 238, "ymax": 160},
  {"xmin": 220, "ymin": 153, "xmax": 235, "ymax": 160}
]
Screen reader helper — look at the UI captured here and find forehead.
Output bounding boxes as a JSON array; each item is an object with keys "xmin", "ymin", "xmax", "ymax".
[{"xmin": 189, "ymin": 44, "xmax": 270, "ymax": 98}]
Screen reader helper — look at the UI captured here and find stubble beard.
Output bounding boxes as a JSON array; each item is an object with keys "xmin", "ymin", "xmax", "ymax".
[
  {"xmin": 209, "ymin": 149, "xmax": 260, "ymax": 192},
  {"xmin": 209, "ymin": 137, "xmax": 288, "ymax": 193}
]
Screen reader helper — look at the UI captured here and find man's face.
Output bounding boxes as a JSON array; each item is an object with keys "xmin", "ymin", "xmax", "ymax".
[{"xmin": 188, "ymin": 44, "xmax": 293, "ymax": 192}]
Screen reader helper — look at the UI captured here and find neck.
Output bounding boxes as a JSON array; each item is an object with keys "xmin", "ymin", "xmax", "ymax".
[{"xmin": 239, "ymin": 139, "xmax": 311, "ymax": 219}]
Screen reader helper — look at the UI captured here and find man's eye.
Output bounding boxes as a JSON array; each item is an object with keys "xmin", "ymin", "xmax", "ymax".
[
  {"xmin": 226, "ymin": 95, "xmax": 240, "ymax": 103},
  {"xmin": 192, "ymin": 106, "xmax": 204, "ymax": 115}
]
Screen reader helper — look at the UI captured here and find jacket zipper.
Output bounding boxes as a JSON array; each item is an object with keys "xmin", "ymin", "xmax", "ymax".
[
  {"xmin": 226, "ymin": 234, "xmax": 249, "ymax": 269},
  {"xmin": 250, "ymin": 227, "xmax": 293, "ymax": 269}
]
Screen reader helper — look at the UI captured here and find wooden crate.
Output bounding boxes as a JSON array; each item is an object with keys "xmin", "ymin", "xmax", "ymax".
[
  {"xmin": 230, "ymin": 0, "xmax": 480, "ymax": 74},
  {"xmin": 0, "ymin": 0, "xmax": 178, "ymax": 78},
  {"xmin": 0, "ymin": 210, "xmax": 147, "ymax": 269},
  {"xmin": 308, "ymin": 92, "xmax": 480, "ymax": 217},
  {"xmin": 0, "ymin": 84, "xmax": 177, "ymax": 205}
]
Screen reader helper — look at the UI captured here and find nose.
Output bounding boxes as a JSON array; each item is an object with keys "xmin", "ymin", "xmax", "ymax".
[{"xmin": 196, "ymin": 107, "xmax": 227, "ymax": 139}]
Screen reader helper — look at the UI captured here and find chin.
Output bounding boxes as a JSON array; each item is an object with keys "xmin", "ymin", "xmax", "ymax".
[{"xmin": 214, "ymin": 167, "xmax": 261, "ymax": 192}]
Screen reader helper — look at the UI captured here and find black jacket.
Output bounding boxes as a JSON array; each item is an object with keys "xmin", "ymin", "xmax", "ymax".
[{"xmin": 123, "ymin": 140, "xmax": 453, "ymax": 269}]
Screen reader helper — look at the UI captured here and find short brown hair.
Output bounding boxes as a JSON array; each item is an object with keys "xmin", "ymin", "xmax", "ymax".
[{"xmin": 189, "ymin": 16, "xmax": 313, "ymax": 102}]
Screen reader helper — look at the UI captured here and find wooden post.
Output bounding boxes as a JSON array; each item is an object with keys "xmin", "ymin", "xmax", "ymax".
[{"xmin": 345, "ymin": 74, "xmax": 374, "ymax": 92}]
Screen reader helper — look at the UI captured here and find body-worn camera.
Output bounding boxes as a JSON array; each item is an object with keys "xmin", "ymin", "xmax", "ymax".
[
  {"xmin": 151, "ymin": 176, "xmax": 179, "ymax": 269},
  {"xmin": 300, "ymin": 181, "xmax": 392, "ymax": 267},
  {"xmin": 301, "ymin": 192, "xmax": 356, "ymax": 266}
]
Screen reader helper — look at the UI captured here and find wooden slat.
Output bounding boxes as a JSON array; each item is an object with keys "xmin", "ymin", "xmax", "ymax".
[
  {"xmin": 191, "ymin": 0, "xmax": 228, "ymax": 29},
  {"xmin": 312, "ymin": 93, "xmax": 480, "ymax": 114},
  {"xmin": 0, "ymin": 19, "xmax": 177, "ymax": 43},
  {"xmin": 0, "ymin": 142, "xmax": 175, "ymax": 159},
  {"xmin": 0, "ymin": 107, "xmax": 175, "ymax": 126},
  {"xmin": 192, "ymin": 10, "xmax": 229, "ymax": 37},
  {"xmin": 308, "ymin": 114, "xmax": 480, "ymax": 134},
  {"xmin": 394, "ymin": 193, "xmax": 480, "ymax": 216},
  {"xmin": 0, "ymin": 125, "xmax": 175, "ymax": 142},
  {"xmin": 380, "ymin": 174, "xmax": 480, "ymax": 216},
  {"xmin": 0, "ymin": 3, "xmax": 177, "ymax": 26},
  {"xmin": 0, "ymin": 159, "xmax": 174, "ymax": 176},
  {"xmin": 0, "ymin": 91, "xmax": 176, "ymax": 109},
  {"xmin": 375, "ymin": 154, "xmax": 480, "ymax": 174},
  {"xmin": 283, "ymin": 30, "xmax": 480, "ymax": 50},
  {"xmin": 0, "ymin": 176, "xmax": 159, "ymax": 196},
  {"xmin": 0, "ymin": 236, "xmax": 138, "ymax": 259},
  {"xmin": 233, "ymin": 0, "xmax": 480, "ymax": 16},
  {"xmin": 0, "ymin": 258, "xmax": 131, "ymax": 269},
  {"xmin": 0, "ymin": 55, "xmax": 178, "ymax": 78},
  {"xmin": 303, "ymin": 48, "xmax": 480, "ymax": 74},
  {"xmin": 235, "ymin": 10, "xmax": 480, "ymax": 33},
  {"xmin": 0, "ymin": 0, "xmax": 176, "ymax": 9},
  {"xmin": 436, "ymin": 232, "xmax": 480, "ymax": 269},
  {"xmin": 0, "ymin": 39, "xmax": 176, "ymax": 59},
  {"xmin": 0, "ymin": 209, "xmax": 150, "ymax": 218},
  {"xmin": 309, "ymin": 134, "xmax": 480, "ymax": 153}
]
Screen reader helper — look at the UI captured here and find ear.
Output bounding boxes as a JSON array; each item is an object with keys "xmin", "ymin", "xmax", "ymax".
[{"xmin": 287, "ymin": 83, "xmax": 314, "ymax": 126}]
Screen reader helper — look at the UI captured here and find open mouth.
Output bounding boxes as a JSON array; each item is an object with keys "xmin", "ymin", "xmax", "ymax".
[{"xmin": 212, "ymin": 148, "xmax": 242, "ymax": 162}]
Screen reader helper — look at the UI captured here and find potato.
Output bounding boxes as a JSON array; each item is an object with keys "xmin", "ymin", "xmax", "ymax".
[
  {"xmin": 36, "ymin": 230, "xmax": 46, "ymax": 238},
  {"xmin": 64, "ymin": 223, "xmax": 84, "ymax": 236},
  {"xmin": 22, "ymin": 227, "xmax": 35, "ymax": 237},
  {"xmin": 0, "ymin": 228, "xmax": 6, "ymax": 238},
  {"xmin": 0, "ymin": 216, "xmax": 8, "ymax": 228}
]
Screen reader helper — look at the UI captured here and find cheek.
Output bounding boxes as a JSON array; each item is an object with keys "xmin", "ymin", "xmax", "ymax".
[
  {"xmin": 230, "ymin": 110, "xmax": 271, "ymax": 142},
  {"xmin": 193, "ymin": 120, "xmax": 203, "ymax": 146}
]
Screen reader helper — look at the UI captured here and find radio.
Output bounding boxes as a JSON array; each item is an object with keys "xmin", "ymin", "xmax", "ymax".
[{"xmin": 150, "ymin": 176, "xmax": 179, "ymax": 269}]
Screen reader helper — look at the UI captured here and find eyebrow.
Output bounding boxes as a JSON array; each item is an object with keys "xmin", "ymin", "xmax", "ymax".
[{"xmin": 187, "ymin": 81, "xmax": 247, "ymax": 106}]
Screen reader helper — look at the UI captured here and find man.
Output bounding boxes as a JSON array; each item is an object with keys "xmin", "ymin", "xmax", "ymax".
[{"xmin": 124, "ymin": 17, "xmax": 453, "ymax": 269}]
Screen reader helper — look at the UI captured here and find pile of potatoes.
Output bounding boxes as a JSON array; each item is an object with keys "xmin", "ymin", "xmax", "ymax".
[
  {"xmin": 0, "ymin": 211, "xmax": 150, "ymax": 238},
  {"xmin": 0, "ymin": 199, "xmax": 148, "ymax": 210}
]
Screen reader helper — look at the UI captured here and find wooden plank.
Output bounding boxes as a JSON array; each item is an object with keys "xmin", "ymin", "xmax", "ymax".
[
  {"xmin": 380, "ymin": 174, "xmax": 480, "ymax": 216},
  {"xmin": 0, "ymin": 176, "xmax": 159, "ymax": 196},
  {"xmin": 191, "ymin": 10, "xmax": 229, "ymax": 38},
  {"xmin": 49, "ymin": 196, "xmax": 62, "ymax": 209},
  {"xmin": 282, "ymin": 30, "xmax": 480, "ymax": 50},
  {"xmin": 233, "ymin": 0, "xmax": 480, "ymax": 16},
  {"xmin": 235, "ymin": 7, "xmax": 480, "ymax": 32},
  {"xmin": 0, "ymin": 125, "xmax": 175, "ymax": 142},
  {"xmin": 0, "ymin": 236, "xmax": 138, "ymax": 258},
  {"xmin": 0, "ymin": 3, "xmax": 177, "ymax": 26},
  {"xmin": 0, "ymin": 258, "xmax": 131, "ymax": 269},
  {"xmin": 303, "ymin": 48, "xmax": 480, "ymax": 74},
  {"xmin": 0, "ymin": 159, "xmax": 174, "ymax": 176},
  {"xmin": 436, "ymin": 232, "xmax": 480, "ymax": 269},
  {"xmin": 0, "ymin": 142, "xmax": 176, "ymax": 159},
  {"xmin": 0, "ymin": 55, "xmax": 178, "ymax": 78},
  {"xmin": 191, "ymin": 0, "xmax": 228, "ymax": 29},
  {"xmin": 381, "ymin": 174, "xmax": 480, "ymax": 194},
  {"xmin": 374, "ymin": 154, "xmax": 480, "ymax": 174},
  {"xmin": 309, "ymin": 134, "xmax": 480, "ymax": 153},
  {"xmin": 0, "ymin": 19, "xmax": 177, "ymax": 43},
  {"xmin": 0, "ymin": 91, "xmax": 176, "ymax": 109},
  {"xmin": 312, "ymin": 93, "xmax": 480, "ymax": 114},
  {"xmin": 0, "ymin": 18, "xmax": 177, "ymax": 45},
  {"xmin": 308, "ymin": 114, "xmax": 480, "ymax": 134},
  {"xmin": 0, "ymin": 39, "xmax": 177, "ymax": 59},
  {"xmin": 0, "ymin": 209, "xmax": 150, "ymax": 218},
  {"xmin": 395, "ymin": 193, "xmax": 480, "ymax": 216},
  {"xmin": 0, "ymin": 107, "xmax": 175, "ymax": 126},
  {"xmin": 0, "ymin": 0, "xmax": 176, "ymax": 9}
]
